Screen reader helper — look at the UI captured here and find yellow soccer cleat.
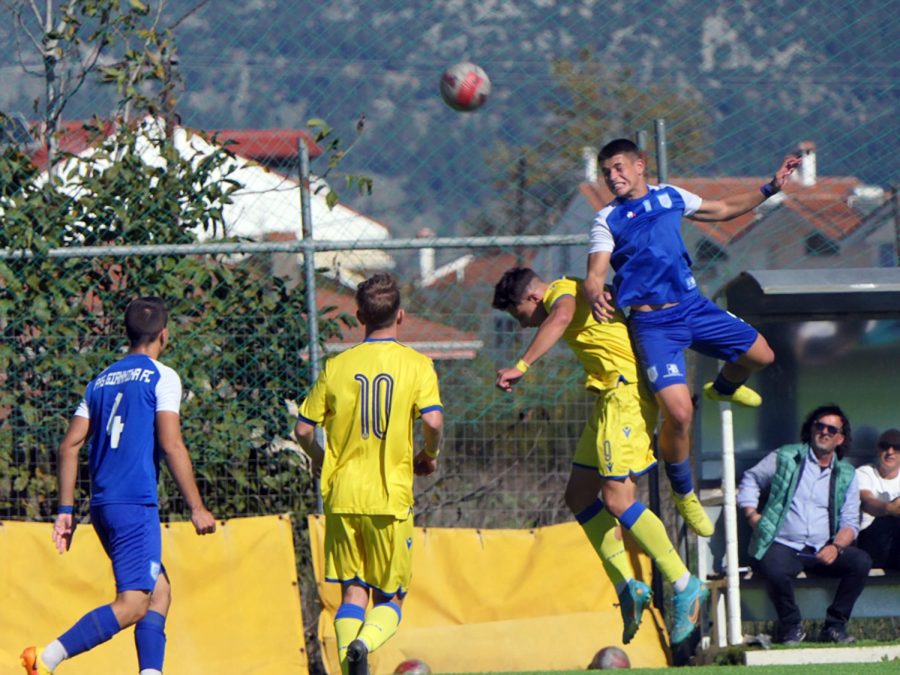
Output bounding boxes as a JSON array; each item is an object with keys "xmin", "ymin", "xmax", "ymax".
[
  {"xmin": 673, "ymin": 491, "xmax": 715, "ymax": 537},
  {"xmin": 20, "ymin": 647, "xmax": 52, "ymax": 675},
  {"xmin": 703, "ymin": 382, "xmax": 762, "ymax": 408}
]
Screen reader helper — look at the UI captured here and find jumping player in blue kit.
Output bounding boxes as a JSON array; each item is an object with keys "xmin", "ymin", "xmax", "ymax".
[
  {"xmin": 585, "ymin": 139, "xmax": 801, "ymax": 537},
  {"xmin": 21, "ymin": 298, "xmax": 216, "ymax": 675}
]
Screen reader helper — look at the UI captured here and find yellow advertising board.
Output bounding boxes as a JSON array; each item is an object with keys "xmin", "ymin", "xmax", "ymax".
[
  {"xmin": 0, "ymin": 515, "xmax": 308, "ymax": 675},
  {"xmin": 309, "ymin": 515, "xmax": 670, "ymax": 673}
]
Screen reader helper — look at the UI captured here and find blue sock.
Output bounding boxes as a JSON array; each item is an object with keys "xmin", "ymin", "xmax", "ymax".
[
  {"xmin": 575, "ymin": 498, "xmax": 605, "ymax": 525},
  {"xmin": 135, "ymin": 610, "xmax": 167, "ymax": 672},
  {"xmin": 713, "ymin": 372, "xmax": 745, "ymax": 396},
  {"xmin": 618, "ymin": 501, "xmax": 647, "ymax": 529},
  {"xmin": 665, "ymin": 459, "xmax": 694, "ymax": 495},
  {"xmin": 58, "ymin": 605, "xmax": 121, "ymax": 658}
]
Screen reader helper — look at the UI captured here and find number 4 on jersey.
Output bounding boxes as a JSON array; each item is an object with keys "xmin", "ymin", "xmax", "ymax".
[{"xmin": 107, "ymin": 392, "xmax": 125, "ymax": 449}]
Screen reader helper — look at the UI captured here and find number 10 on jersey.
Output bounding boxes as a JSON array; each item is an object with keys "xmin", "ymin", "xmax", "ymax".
[{"xmin": 355, "ymin": 373, "xmax": 394, "ymax": 440}]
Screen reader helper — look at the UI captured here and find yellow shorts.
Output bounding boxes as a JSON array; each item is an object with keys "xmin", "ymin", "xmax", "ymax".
[
  {"xmin": 324, "ymin": 511, "xmax": 414, "ymax": 598},
  {"xmin": 573, "ymin": 380, "xmax": 658, "ymax": 479}
]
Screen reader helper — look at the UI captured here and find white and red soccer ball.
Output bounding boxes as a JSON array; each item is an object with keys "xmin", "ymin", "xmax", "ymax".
[
  {"xmin": 588, "ymin": 645, "xmax": 631, "ymax": 669},
  {"xmin": 394, "ymin": 658, "xmax": 432, "ymax": 674},
  {"xmin": 440, "ymin": 61, "xmax": 491, "ymax": 112}
]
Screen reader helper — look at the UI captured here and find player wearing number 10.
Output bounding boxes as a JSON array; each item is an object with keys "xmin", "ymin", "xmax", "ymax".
[
  {"xmin": 295, "ymin": 273, "xmax": 444, "ymax": 675},
  {"xmin": 21, "ymin": 297, "xmax": 216, "ymax": 675}
]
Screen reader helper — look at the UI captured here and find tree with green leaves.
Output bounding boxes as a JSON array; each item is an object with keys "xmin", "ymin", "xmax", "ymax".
[{"xmin": 0, "ymin": 0, "xmax": 357, "ymax": 525}]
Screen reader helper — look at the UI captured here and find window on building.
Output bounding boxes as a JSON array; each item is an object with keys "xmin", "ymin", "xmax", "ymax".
[
  {"xmin": 878, "ymin": 243, "xmax": 897, "ymax": 267},
  {"xmin": 695, "ymin": 239, "xmax": 727, "ymax": 262},
  {"xmin": 805, "ymin": 233, "xmax": 839, "ymax": 256},
  {"xmin": 493, "ymin": 315, "xmax": 520, "ymax": 351}
]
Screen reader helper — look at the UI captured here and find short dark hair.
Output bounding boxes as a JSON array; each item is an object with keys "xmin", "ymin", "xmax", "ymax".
[
  {"xmin": 598, "ymin": 138, "xmax": 642, "ymax": 163},
  {"xmin": 356, "ymin": 272, "xmax": 401, "ymax": 329},
  {"xmin": 124, "ymin": 297, "xmax": 168, "ymax": 347},
  {"xmin": 492, "ymin": 267, "xmax": 539, "ymax": 311},
  {"xmin": 800, "ymin": 404, "xmax": 852, "ymax": 459}
]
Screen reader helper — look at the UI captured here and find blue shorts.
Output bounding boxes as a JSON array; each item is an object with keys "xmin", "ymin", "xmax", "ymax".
[
  {"xmin": 629, "ymin": 292, "xmax": 758, "ymax": 393},
  {"xmin": 91, "ymin": 503, "xmax": 163, "ymax": 593}
]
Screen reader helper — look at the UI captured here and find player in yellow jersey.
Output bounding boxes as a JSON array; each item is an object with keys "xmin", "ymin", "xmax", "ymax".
[
  {"xmin": 295, "ymin": 273, "xmax": 443, "ymax": 675},
  {"xmin": 492, "ymin": 267, "xmax": 707, "ymax": 646}
]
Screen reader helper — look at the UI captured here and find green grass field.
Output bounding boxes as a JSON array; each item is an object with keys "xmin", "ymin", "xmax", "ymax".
[{"xmin": 438, "ymin": 664, "xmax": 899, "ymax": 675}]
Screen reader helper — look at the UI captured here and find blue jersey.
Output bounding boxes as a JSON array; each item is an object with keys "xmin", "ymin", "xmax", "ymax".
[
  {"xmin": 588, "ymin": 184, "xmax": 703, "ymax": 307},
  {"xmin": 75, "ymin": 353, "xmax": 182, "ymax": 506}
]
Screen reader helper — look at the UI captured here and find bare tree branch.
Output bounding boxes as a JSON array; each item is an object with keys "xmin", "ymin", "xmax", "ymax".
[
  {"xmin": 168, "ymin": 0, "xmax": 208, "ymax": 31},
  {"xmin": 28, "ymin": 0, "xmax": 43, "ymax": 27},
  {"xmin": 13, "ymin": 5, "xmax": 45, "ymax": 53}
]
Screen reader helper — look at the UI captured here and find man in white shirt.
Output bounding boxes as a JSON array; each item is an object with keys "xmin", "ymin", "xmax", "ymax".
[{"xmin": 856, "ymin": 428, "xmax": 900, "ymax": 570}]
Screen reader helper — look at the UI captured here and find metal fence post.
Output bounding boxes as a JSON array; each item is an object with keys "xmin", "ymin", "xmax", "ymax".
[
  {"xmin": 298, "ymin": 136, "xmax": 324, "ymax": 513},
  {"xmin": 654, "ymin": 119, "xmax": 668, "ymax": 184}
]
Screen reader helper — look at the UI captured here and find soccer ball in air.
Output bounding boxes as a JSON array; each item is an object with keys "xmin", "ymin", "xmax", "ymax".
[
  {"xmin": 440, "ymin": 61, "xmax": 491, "ymax": 112},
  {"xmin": 588, "ymin": 645, "xmax": 631, "ymax": 669},
  {"xmin": 394, "ymin": 658, "xmax": 432, "ymax": 674}
]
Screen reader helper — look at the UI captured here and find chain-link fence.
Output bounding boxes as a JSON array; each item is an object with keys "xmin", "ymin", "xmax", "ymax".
[{"xmin": 2, "ymin": 0, "xmax": 899, "ymax": 665}]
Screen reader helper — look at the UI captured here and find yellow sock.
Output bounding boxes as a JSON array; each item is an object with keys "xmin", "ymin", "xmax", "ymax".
[
  {"xmin": 577, "ymin": 500, "xmax": 634, "ymax": 587},
  {"xmin": 622, "ymin": 502, "xmax": 688, "ymax": 583},
  {"xmin": 356, "ymin": 601, "xmax": 402, "ymax": 653},
  {"xmin": 334, "ymin": 603, "xmax": 365, "ymax": 675}
]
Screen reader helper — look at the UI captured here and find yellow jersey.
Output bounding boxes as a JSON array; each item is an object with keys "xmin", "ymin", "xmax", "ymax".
[
  {"xmin": 544, "ymin": 277, "xmax": 639, "ymax": 391},
  {"xmin": 298, "ymin": 338, "xmax": 443, "ymax": 517}
]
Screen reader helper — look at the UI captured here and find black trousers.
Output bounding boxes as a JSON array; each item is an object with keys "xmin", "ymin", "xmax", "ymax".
[
  {"xmin": 754, "ymin": 541, "xmax": 872, "ymax": 628},
  {"xmin": 857, "ymin": 517, "xmax": 900, "ymax": 570}
]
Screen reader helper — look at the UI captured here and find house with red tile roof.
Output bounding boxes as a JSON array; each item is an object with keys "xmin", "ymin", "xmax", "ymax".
[
  {"xmin": 540, "ymin": 141, "xmax": 894, "ymax": 295},
  {"xmin": 314, "ymin": 285, "xmax": 482, "ymax": 361},
  {"xmin": 212, "ymin": 128, "xmax": 320, "ymax": 174},
  {"xmin": 26, "ymin": 118, "xmax": 396, "ymax": 287},
  {"xmin": 24, "ymin": 120, "xmax": 323, "ymax": 170}
]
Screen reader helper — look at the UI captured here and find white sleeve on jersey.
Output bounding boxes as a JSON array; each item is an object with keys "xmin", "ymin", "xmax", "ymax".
[
  {"xmin": 74, "ymin": 398, "xmax": 89, "ymax": 419},
  {"xmin": 588, "ymin": 205, "xmax": 615, "ymax": 254},
  {"xmin": 666, "ymin": 184, "xmax": 703, "ymax": 216},
  {"xmin": 153, "ymin": 360, "xmax": 183, "ymax": 414}
]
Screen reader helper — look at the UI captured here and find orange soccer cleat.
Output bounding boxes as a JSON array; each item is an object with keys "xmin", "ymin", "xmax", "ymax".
[{"xmin": 20, "ymin": 646, "xmax": 52, "ymax": 675}]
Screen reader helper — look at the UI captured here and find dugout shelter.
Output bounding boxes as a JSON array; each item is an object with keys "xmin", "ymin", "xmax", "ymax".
[{"xmin": 700, "ymin": 267, "xmax": 900, "ymax": 646}]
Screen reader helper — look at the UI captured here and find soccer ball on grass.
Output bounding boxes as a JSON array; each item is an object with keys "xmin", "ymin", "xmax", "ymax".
[
  {"xmin": 394, "ymin": 657, "xmax": 432, "ymax": 674},
  {"xmin": 588, "ymin": 645, "xmax": 631, "ymax": 669}
]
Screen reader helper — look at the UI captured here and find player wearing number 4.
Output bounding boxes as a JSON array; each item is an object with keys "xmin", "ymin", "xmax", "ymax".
[
  {"xmin": 295, "ymin": 273, "xmax": 444, "ymax": 675},
  {"xmin": 585, "ymin": 139, "xmax": 801, "ymax": 537},
  {"xmin": 493, "ymin": 268, "xmax": 706, "ymax": 646},
  {"xmin": 21, "ymin": 298, "xmax": 217, "ymax": 675}
]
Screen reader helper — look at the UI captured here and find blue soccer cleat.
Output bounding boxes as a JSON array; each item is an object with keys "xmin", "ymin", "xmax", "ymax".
[
  {"xmin": 670, "ymin": 575, "xmax": 709, "ymax": 644},
  {"xmin": 617, "ymin": 578, "xmax": 653, "ymax": 644}
]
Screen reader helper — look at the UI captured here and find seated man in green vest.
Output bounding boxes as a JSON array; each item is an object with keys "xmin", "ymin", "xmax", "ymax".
[{"xmin": 737, "ymin": 404, "xmax": 871, "ymax": 645}]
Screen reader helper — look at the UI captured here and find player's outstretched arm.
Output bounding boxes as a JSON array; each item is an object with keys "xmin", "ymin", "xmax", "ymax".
[
  {"xmin": 691, "ymin": 155, "xmax": 802, "ymax": 222},
  {"xmin": 53, "ymin": 415, "xmax": 90, "ymax": 553},
  {"xmin": 157, "ymin": 411, "xmax": 216, "ymax": 535},
  {"xmin": 586, "ymin": 251, "xmax": 615, "ymax": 322},
  {"xmin": 414, "ymin": 410, "xmax": 443, "ymax": 476},
  {"xmin": 496, "ymin": 294, "xmax": 575, "ymax": 392}
]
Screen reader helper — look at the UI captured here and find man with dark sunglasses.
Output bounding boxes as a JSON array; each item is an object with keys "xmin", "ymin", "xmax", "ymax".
[
  {"xmin": 856, "ymin": 428, "xmax": 900, "ymax": 570},
  {"xmin": 737, "ymin": 405, "xmax": 871, "ymax": 645}
]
